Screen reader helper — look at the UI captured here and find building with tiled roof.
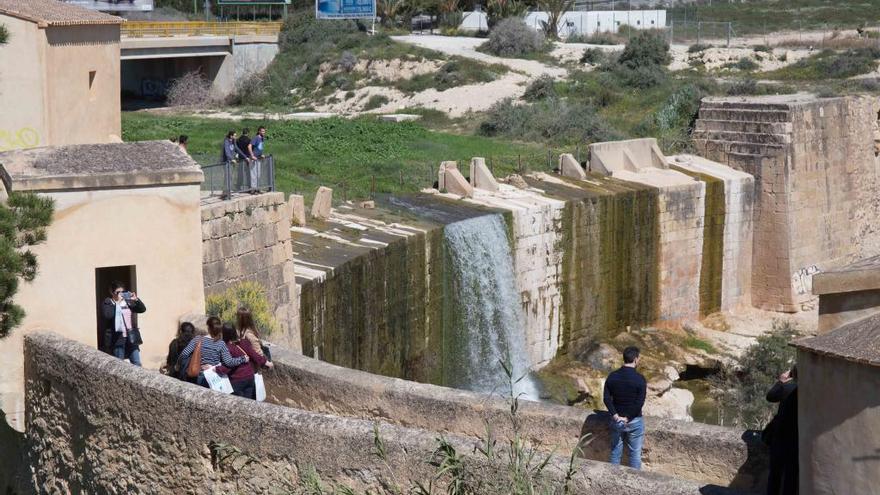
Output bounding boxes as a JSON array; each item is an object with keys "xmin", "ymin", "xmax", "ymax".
[{"xmin": 0, "ymin": 0, "xmax": 122, "ymax": 150}]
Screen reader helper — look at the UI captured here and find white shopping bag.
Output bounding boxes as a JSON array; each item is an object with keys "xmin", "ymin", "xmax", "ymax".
[
  {"xmin": 203, "ymin": 368, "xmax": 234, "ymax": 394},
  {"xmin": 254, "ymin": 373, "xmax": 266, "ymax": 402}
]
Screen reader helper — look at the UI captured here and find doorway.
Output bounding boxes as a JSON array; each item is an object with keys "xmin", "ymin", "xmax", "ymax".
[{"xmin": 95, "ymin": 265, "xmax": 137, "ymax": 350}]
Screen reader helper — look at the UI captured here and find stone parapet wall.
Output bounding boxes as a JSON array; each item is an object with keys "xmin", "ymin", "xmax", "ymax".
[
  {"xmin": 693, "ymin": 95, "xmax": 880, "ymax": 312},
  {"xmin": 23, "ymin": 332, "xmax": 742, "ymax": 495},
  {"xmin": 201, "ymin": 192, "xmax": 299, "ymax": 349},
  {"xmin": 267, "ymin": 345, "xmax": 768, "ymax": 492}
]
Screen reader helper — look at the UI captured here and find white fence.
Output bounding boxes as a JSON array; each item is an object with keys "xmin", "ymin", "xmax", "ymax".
[{"xmin": 458, "ymin": 10, "xmax": 666, "ymax": 38}]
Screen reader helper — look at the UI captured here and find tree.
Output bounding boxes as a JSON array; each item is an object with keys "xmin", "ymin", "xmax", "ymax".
[
  {"xmin": 539, "ymin": 0, "xmax": 573, "ymax": 40},
  {"xmin": 0, "ymin": 192, "xmax": 54, "ymax": 338},
  {"xmin": 485, "ymin": 0, "xmax": 526, "ymax": 29}
]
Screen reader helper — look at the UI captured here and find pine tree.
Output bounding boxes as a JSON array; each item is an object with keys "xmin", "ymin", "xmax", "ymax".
[{"xmin": 0, "ymin": 192, "xmax": 54, "ymax": 338}]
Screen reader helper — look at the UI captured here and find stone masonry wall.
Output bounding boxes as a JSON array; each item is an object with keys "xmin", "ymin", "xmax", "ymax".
[
  {"xmin": 201, "ymin": 192, "xmax": 299, "ymax": 350},
  {"xmin": 266, "ymin": 345, "xmax": 768, "ymax": 492},
  {"xmin": 656, "ymin": 182, "xmax": 706, "ymax": 322},
  {"xmin": 24, "ymin": 332, "xmax": 742, "ymax": 495},
  {"xmin": 694, "ymin": 95, "xmax": 880, "ymax": 311}
]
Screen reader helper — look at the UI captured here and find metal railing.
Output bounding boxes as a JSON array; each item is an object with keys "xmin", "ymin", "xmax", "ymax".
[
  {"xmin": 201, "ymin": 155, "xmax": 276, "ymax": 200},
  {"xmin": 121, "ymin": 21, "xmax": 283, "ymax": 38}
]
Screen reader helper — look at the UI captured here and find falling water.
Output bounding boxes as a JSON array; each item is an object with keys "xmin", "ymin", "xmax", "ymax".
[{"xmin": 442, "ymin": 214, "xmax": 540, "ymax": 400}]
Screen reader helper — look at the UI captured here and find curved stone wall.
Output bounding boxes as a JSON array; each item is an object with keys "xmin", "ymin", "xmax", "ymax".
[
  {"xmin": 266, "ymin": 346, "xmax": 768, "ymax": 491},
  {"xmin": 24, "ymin": 332, "xmax": 748, "ymax": 495}
]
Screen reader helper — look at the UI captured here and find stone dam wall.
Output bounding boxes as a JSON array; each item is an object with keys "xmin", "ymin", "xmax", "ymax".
[
  {"xmin": 694, "ymin": 94, "xmax": 880, "ymax": 312},
  {"xmin": 294, "ymin": 162, "xmax": 754, "ymax": 382},
  {"xmin": 22, "ymin": 332, "xmax": 751, "ymax": 495},
  {"xmin": 201, "ymin": 192, "xmax": 300, "ymax": 350}
]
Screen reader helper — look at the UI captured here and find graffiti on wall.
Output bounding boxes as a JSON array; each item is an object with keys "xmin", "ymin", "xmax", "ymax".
[
  {"xmin": 0, "ymin": 127, "xmax": 40, "ymax": 152},
  {"xmin": 792, "ymin": 264, "xmax": 820, "ymax": 295}
]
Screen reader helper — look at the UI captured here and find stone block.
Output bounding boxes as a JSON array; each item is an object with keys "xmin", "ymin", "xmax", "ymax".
[
  {"xmin": 559, "ymin": 153, "xmax": 586, "ymax": 180},
  {"xmin": 311, "ymin": 186, "xmax": 333, "ymax": 220},
  {"xmin": 438, "ymin": 161, "xmax": 457, "ymax": 191},
  {"xmin": 469, "ymin": 157, "xmax": 499, "ymax": 192},
  {"xmin": 288, "ymin": 194, "xmax": 306, "ymax": 226},
  {"xmin": 444, "ymin": 167, "xmax": 474, "ymax": 198},
  {"xmin": 357, "ymin": 200, "xmax": 375, "ymax": 209}
]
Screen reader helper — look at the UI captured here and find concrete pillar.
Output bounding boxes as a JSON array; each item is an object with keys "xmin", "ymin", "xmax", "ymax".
[
  {"xmin": 469, "ymin": 157, "xmax": 499, "ymax": 192},
  {"xmin": 559, "ymin": 153, "xmax": 587, "ymax": 180},
  {"xmin": 444, "ymin": 167, "xmax": 474, "ymax": 198},
  {"xmin": 288, "ymin": 194, "xmax": 306, "ymax": 226},
  {"xmin": 311, "ymin": 186, "xmax": 333, "ymax": 220},
  {"xmin": 439, "ymin": 161, "xmax": 458, "ymax": 191}
]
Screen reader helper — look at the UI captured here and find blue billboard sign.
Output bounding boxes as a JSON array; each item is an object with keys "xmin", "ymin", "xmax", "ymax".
[{"xmin": 316, "ymin": 0, "xmax": 375, "ymax": 19}]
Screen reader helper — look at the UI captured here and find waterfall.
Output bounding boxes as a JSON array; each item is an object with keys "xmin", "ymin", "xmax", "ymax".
[{"xmin": 442, "ymin": 214, "xmax": 540, "ymax": 400}]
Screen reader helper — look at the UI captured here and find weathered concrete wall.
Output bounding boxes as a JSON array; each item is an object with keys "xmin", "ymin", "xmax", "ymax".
[
  {"xmin": 671, "ymin": 155, "xmax": 755, "ymax": 312},
  {"xmin": 267, "ymin": 345, "xmax": 768, "ymax": 491},
  {"xmin": 24, "ymin": 332, "xmax": 744, "ymax": 495},
  {"xmin": 813, "ymin": 254, "xmax": 880, "ymax": 333},
  {"xmin": 232, "ymin": 39, "xmax": 279, "ymax": 88},
  {"xmin": 201, "ymin": 192, "xmax": 299, "ymax": 350},
  {"xmin": 694, "ymin": 95, "xmax": 880, "ymax": 312},
  {"xmin": 797, "ymin": 350, "xmax": 880, "ymax": 495}
]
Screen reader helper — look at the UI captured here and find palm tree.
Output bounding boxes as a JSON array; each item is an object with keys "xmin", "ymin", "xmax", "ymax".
[{"xmin": 539, "ymin": 0, "xmax": 574, "ymax": 40}]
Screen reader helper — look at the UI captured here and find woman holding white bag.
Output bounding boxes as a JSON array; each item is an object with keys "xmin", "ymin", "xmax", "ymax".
[
  {"xmin": 216, "ymin": 323, "xmax": 267, "ymax": 400},
  {"xmin": 179, "ymin": 316, "xmax": 248, "ymax": 389}
]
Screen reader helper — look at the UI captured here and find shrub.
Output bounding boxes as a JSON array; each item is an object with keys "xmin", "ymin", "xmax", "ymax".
[
  {"xmin": 711, "ymin": 321, "xmax": 798, "ymax": 429},
  {"xmin": 482, "ymin": 18, "xmax": 546, "ymax": 57},
  {"xmin": 580, "ymin": 47, "xmax": 605, "ymax": 65},
  {"xmin": 363, "ymin": 94, "xmax": 389, "ymax": 110},
  {"xmin": 0, "ymin": 24, "xmax": 7, "ymax": 45},
  {"xmin": 165, "ymin": 70, "xmax": 217, "ymax": 107},
  {"xmin": 205, "ymin": 281, "xmax": 280, "ymax": 336},
  {"xmin": 752, "ymin": 44, "xmax": 772, "ymax": 53},
  {"xmin": 769, "ymin": 48, "xmax": 880, "ymax": 80},
  {"xmin": 279, "ymin": 10, "xmax": 361, "ymax": 51},
  {"xmin": 726, "ymin": 56, "xmax": 759, "ymax": 71},
  {"xmin": 579, "ymin": 32, "xmax": 621, "ymax": 45},
  {"xmin": 688, "ymin": 43, "xmax": 711, "ymax": 54},
  {"xmin": 615, "ymin": 64, "xmax": 668, "ymax": 89},
  {"xmin": 523, "ymin": 75, "xmax": 556, "ymax": 101},
  {"xmin": 816, "ymin": 86, "xmax": 839, "ymax": 98},
  {"xmin": 337, "ymin": 51, "xmax": 358, "ymax": 72},
  {"xmin": 478, "ymin": 97, "xmax": 620, "ymax": 144},
  {"xmin": 725, "ymin": 78, "xmax": 758, "ymax": 96},
  {"xmin": 618, "ymin": 31, "xmax": 671, "ymax": 69}
]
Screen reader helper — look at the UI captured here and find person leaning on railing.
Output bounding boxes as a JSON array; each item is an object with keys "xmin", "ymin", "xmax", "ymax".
[{"xmin": 221, "ymin": 130, "xmax": 249, "ymax": 193}]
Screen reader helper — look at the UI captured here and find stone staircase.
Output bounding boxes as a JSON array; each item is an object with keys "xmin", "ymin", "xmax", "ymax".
[{"xmin": 692, "ymin": 100, "xmax": 795, "ymax": 166}]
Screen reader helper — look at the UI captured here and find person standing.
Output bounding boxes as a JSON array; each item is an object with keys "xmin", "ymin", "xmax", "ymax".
[
  {"xmin": 250, "ymin": 126, "xmax": 267, "ymax": 192},
  {"xmin": 765, "ymin": 367, "xmax": 799, "ymax": 495},
  {"xmin": 237, "ymin": 128, "xmax": 256, "ymax": 192},
  {"xmin": 220, "ymin": 130, "xmax": 247, "ymax": 193},
  {"xmin": 101, "ymin": 281, "xmax": 146, "ymax": 366},
  {"xmin": 177, "ymin": 135, "xmax": 189, "ymax": 154},
  {"xmin": 216, "ymin": 323, "xmax": 266, "ymax": 399},
  {"xmin": 179, "ymin": 316, "xmax": 248, "ymax": 388},
  {"xmin": 603, "ymin": 346, "xmax": 647, "ymax": 469}
]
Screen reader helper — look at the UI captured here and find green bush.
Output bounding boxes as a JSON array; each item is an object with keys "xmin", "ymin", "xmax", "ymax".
[
  {"xmin": 478, "ymin": 97, "xmax": 620, "ymax": 144},
  {"xmin": 768, "ymin": 48, "xmax": 880, "ymax": 80},
  {"xmin": 618, "ymin": 31, "xmax": 671, "ymax": 69},
  {"xmin": 205, "ymin": 281, "xmax": 280, "ymax": 336},
  {"xmin": 688, "ymin": 43, "xmax": 711, "ymax": 53},
  {"xmin": 363, "ymin": 94, "xmax": 390, "ymax": 110},
  {"xmin": 579, "ymin": 47, "xmax": 606, "ymax": 64},
  {"xmin": 615, "ymin": 64, "xmax": 668, "ymax": 89},
  {"xmin": 725, "ymin": 56, "xmax": 759, "ymax": 71},
  {"xmin": 711, "ymin": 321, "xmax": 798, "ymax": 429},
  {"xmin": 752, "ymin": 44, "xmax": 772, "ymax": 53},
  {"xmin": 522, "ymin": 75, "xmax": 557, "ymax": 101},
  {"xmin": 482, "ymin": 18, "xmax": 546, "ymax": 57},
  {"xmin": 576, "ymin": 32, "xmax": 621, "ymax": 45}
]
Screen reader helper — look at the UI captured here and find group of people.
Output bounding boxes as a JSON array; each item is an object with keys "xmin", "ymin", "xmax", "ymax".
[
  {"xmin": 222, "ymin": 126, "xmax": 268, "ymax": 193},
  {"xmin": 165, "ymin": 309, "xmax": 273, "ymax": 400},
  {"xmin": 603, "ymin": 346, "xmax": 799, "ymax": 494},
  {"xmin": 100, "ymin": 281, "xmax": 272, "ymax": 402}
]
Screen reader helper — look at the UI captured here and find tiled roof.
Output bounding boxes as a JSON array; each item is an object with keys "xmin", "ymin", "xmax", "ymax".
[
  {"xmin": 0, "ymin": 0, "xmax": 123, "ymax": 27},
  {"xmin": 793, "ymin": 312, "xmax": 880, "ymax": 367}
]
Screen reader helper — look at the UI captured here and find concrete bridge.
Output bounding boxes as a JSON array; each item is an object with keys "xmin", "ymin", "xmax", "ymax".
[{"xmin": 120, "ymin": 21, "xmax": 281, "ymax": 100}]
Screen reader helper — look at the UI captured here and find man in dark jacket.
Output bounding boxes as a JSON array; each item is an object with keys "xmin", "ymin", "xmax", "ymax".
[
  {"xmin": 603, "ymin": 346, "xmax": 647, "ymax": 469},
  {"xmin": 766, "ymin": 367, "xmax": 798, "ymax": 495},
  {"xmin": 101, "ymin": 281, "xmax": 146, "ymax": 366}
]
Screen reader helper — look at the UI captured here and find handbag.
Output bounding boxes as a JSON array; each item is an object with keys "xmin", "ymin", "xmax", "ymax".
[
  {"xmin": 254, "ymin": 373, "xmax": 266, "ymax": 402},
  {"xmin": 186, "ymin": 339, "xmax": 203, "ymax": 379},
  {"xmin": 261, "ymin": 344, "xmax": 272, "ymax": 363},
  {"xmin": 127, "ymin": 327, "xmax": 143, "ymax": 346},
  {"xmin": 203, "ymin": 368, "xmax": 234, "ymax": 394}
]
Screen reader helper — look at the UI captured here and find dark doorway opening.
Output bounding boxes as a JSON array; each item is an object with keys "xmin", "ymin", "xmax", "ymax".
[{"xmin": 95, "ymin": 265, "xmax": 137, "ymax": 350}]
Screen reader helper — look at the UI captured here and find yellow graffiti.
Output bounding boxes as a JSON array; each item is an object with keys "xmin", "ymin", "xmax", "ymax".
[{"xmin": 0, "ymin": 127, "xmax": 40, "ymax": 152}]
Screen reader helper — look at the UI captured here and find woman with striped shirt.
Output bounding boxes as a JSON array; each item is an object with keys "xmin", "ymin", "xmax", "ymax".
[{"xmin": 180, "ymin": 316, "xmax": 248, "ymax": 387}]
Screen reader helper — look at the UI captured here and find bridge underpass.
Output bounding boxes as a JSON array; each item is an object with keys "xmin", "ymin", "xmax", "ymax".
[{"xmin": 120, "ymin": 22, "xmax": 281, "ymax": 104}]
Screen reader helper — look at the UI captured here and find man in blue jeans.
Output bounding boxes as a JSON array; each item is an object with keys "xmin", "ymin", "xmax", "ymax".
[{"xmin": 603, "ymin": 346, "xmax": 647, "ymax": 469}]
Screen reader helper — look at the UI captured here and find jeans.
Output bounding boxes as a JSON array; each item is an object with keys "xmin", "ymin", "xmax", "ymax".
[
  {"xmin": 113, "ymin": 344, "xmax": 142, "ymax": 367},
  {"xmin": 249, "ymin": 159, "xmax": 261, "ymax": 190},
  {"xmin": 609, "ymin": 416, "xmax": 644, "ymax": 469},
  {"xmin": 231, "ymin": 378, "xmax": 256, "ymax": 400}
]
